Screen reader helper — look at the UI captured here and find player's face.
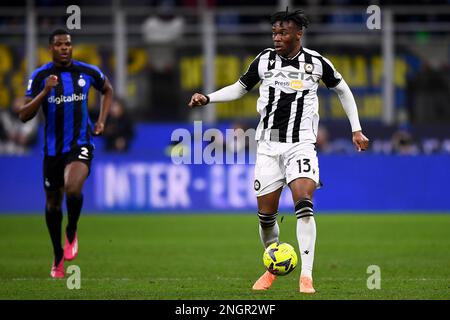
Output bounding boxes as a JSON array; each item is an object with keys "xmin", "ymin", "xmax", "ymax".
[
  {"xmin": 50, "ymin": 34, "xmax": 72, "ymax": 66},
  {"xmin": 272, "ymin": 21, "xmax": 302, "ymax": 58}
]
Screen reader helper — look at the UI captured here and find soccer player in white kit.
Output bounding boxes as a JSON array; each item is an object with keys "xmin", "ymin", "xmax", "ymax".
[{"xmin": 188, "ymin": 9, "xmax": 370, "ymax": 293}]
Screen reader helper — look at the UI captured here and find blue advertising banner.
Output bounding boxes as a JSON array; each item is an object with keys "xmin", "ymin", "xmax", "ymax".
[{"xmin": 1, "ymin": 154, "xmax": 449, "ymax": 213}]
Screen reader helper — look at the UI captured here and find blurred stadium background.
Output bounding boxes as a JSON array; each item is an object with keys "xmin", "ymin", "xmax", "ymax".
[
  {"xmin": 0, "ymin": 0, "xmax": 449, "ymax": 300},
  {"xmin": 0, "ymin": 0, "xmax": 449, "ymax": 212}
]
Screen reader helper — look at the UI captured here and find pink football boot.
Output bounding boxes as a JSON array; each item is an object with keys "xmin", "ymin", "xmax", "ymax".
[
  {"xmin": 50, "ymin": 257, "xmax": 65, "ymax": 278},
  {"xmin": 64, "ymin": 232, "xmax": 78, "ymax": 261}
]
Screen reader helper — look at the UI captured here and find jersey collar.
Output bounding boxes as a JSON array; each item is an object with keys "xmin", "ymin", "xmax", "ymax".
[
  {"xmin": 53, "ymin": 60, "xmax": 74, "ymax": 70},
  {"xmin": 278, "ymin": 47, "xmax": 303, "ymax": 61}
]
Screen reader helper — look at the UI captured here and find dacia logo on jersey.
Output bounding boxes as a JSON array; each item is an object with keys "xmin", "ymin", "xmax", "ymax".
[{"xmin": 264, "ymin": 70, "xmax": 319, "ymax": 83}]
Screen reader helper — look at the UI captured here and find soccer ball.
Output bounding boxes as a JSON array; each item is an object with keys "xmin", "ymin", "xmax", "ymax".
[{"xmin": 263, "ymin": 242, "xmax": 298, "ymax": 276}]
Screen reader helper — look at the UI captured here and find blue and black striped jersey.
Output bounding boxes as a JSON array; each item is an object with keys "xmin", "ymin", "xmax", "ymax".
[{"xmin": 26, "ymin": 60, "xmax": 106, "ymax": 156}]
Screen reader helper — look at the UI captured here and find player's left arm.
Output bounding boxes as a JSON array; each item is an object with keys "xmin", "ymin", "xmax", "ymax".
[
  {"xmin": 93, "ymin": 77, "xmax": 114, "ymax": 136},
  {"xmin": 320, "ymin": 56, "xmax": 369, "ymax": 152},
  {"xmin": 331, "ymin": 79, "xmax": 369, "ymax": 152}
]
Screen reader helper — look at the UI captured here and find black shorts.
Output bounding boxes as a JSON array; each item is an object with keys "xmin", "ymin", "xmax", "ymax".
[{"xmin": 43, "ymin": 145, "xmax": 94, "ymax": 191}]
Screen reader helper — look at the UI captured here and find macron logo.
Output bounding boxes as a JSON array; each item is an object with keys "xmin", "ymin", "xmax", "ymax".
[{"xmin": 48, "ymin": 93, "xmax": 86, "ymax": 104}]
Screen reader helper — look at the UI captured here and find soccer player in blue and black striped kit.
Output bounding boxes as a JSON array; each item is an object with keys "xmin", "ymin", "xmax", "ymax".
[{"xmin": 19, "ymin": 29, "xmax": 114, "ymax": 278}]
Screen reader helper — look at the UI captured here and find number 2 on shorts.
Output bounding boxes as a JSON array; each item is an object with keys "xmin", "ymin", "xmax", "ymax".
[{"xmin": 79, "ymin": 147, "xmax": 89, "ymax": 159}]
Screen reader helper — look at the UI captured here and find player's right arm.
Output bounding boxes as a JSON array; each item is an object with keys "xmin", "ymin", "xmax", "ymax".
[
  {"xmin": 19, "ymin": 75, "xmax": 58, "ymax": 122},
  {"xmin": 188, "ymin": 82, "xmax": 247, "ymax": 108},
  {"xmin": 188, "ymin": 49, "xmax": 266, "ymax": 108}
]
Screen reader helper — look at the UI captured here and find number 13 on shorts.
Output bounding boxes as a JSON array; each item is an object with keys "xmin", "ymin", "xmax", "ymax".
[
  {"xmin": 287, "ymin": 156, "xmax": 320, "ymax": 186},
  {"xmin": 297, "ymin": 158, "xmax": 311, "ymax": 173}
]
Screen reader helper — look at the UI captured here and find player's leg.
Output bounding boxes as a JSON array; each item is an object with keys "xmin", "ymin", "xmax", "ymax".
[
  {"xmin": 43, "ymin": 155, "xmax": 65, "ymax": 278},
  {"xmin": 45, "ymin": 188, "xmax": 65, "ymax": 277},
  {"xmin": 63, "ymin": 160, "xmax": 89, "ymax": 260},
  {"xmin": 285, "ymin": 143, "xmax": 320, "ymax": 293},
  {"xmin": 252, "ymin": 188, "xmax": 283, "ymax": 290},
  {"xmin": 288, "ymin": 177, "xmax": 317, "ymax": 293},
  {"xmin": 257, "ymin": 188, "xmax": 283, "ymax": 248},
  {"xmin": 252, "ymin": 143, "xmax": 285, "ymax": 290}
]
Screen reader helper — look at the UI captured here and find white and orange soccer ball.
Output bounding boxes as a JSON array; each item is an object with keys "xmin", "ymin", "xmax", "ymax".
[{"xmin": 263, "ymin": 242, "xmax": 298, "ymax": 276}]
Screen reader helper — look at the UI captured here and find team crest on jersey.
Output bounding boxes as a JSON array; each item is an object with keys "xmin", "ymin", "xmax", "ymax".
[
  {"xmin": 304, "ymin": 63, "xmax": 314, "ymax": 74},
  {"xmin": 254, "ymin": 180, "xmax": 261, "ymax": 191},
  {"xmin": 78, "ymin": 77, "xmax": 86, "ymax": 87},
  {"xmin": 289, "ymin": 80, "xmax": 303, "ymax": 90}
]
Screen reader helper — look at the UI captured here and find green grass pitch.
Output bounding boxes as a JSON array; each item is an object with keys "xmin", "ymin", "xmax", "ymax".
[{"xmin": 0, "ymin": 213, "xmax": 449, "ymax": 300}]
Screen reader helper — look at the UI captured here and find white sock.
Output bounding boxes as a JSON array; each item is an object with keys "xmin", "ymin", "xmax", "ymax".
[
  {"xmin": 258, "ymin": 212, "xmax": 279, "ymax": 248},
  {"xmin": 295, "ymin": 199, "xmax": 316, "ymax": 278},
  {"xmin": 297, "ymin": 216, "xmax": 316, "ymax": 278}
]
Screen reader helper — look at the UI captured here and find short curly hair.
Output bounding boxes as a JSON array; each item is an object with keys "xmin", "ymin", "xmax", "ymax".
[
  {"xmin": 49, "ymin": 29, "xmax": 70, "ymax": 44},
  {"xmin": 270, "ymin": 8, "xmax": 309, "ymax": 29}
]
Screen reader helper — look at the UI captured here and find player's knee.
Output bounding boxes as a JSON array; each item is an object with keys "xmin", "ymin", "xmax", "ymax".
[
  {"xmin": 257, "ymin": 198, "xmax": 280, "ymax": 214},
  {"xmin": 45, "ymin": 193, "xmax": 62, "ymax": 211},
  {"xmin": 295, "ymin": 198, "xmax": 314, "ymax": 219},
  {"xmin": 64, "ymin": 183, "xmax": 82, "ymax": 197},
  {"xmin": 46, "ymin": 203, "xmax": 61, "ymax": 212}
]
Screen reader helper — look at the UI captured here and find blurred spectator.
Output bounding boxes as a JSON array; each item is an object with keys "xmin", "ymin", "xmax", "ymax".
[
  {"xmin": 422, "ymin": 138, "xmax": 441, "ymax": 154},
  {"xmin": 391, "ymin": 129, "xmax": 420, "ymax": 155},
  {"xmin": 103, "ymin": 98, "xmax": 134, "ymax": 153},
  {"xmin": 441, "ymin": 139, "xmax": 450, "ymax": 154},
  {"xmin": 406, "ymin": 62, "xmax": 450, "ymax": 124},
  {"xmin": 224, "ymin": 122, "xmax": 256, "ymax": 163},
  {"xmin": 316, "ymin": 125, "xmax": 332, "ymax": 154},
  {"xmin": 0, "ymin": 113, "xmax": 7, "ymax": 145},
  {"xmin": 329, "ymin": 138, "xmax": 357, "ymax": 154},
  {"xmin": 224, "ymin": 122, "xmax": 255, "ymax": 155},
  {"xmin": 372, "ymin": 139, "xmax": 393, "ymax": 155},
  {"xmin": 141, "ymin": 1, "xmax": 185, "ymax": 120},
  {"xmin": 142, "ymin": 5, "xmax": 184, "ymax": 72},
  {"xmin": 316, "ymin": 125, "xmax": 356, "ymax": 154},
  {"xmin": 0, "ymin": 96, "xmax": 39, "ymax": 155}
]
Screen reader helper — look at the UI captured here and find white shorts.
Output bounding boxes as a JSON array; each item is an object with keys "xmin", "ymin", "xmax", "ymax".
[{"xmin": 254, "ymin": 140, "xmax": 320, "ymax": 197}]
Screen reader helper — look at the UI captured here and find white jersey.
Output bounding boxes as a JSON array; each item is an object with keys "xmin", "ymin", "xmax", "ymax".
[{"xmin": 239, "ymin": 47, "xmax": 342, "ymax": 144}]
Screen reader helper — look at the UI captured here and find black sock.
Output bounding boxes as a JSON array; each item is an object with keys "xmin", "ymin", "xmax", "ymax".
[
  {"xmin": 45, "ymin": 206, "xmax": 63, "ymax": 264},
  {"xmin": 66, "ymin": 194, "xmax": 83, "ymax": 243}
]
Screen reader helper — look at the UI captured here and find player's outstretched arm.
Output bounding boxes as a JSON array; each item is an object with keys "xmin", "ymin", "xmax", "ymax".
[
  {"xmin": 331, "ymin": 79, "xmax": 369, "ymax": 152},
  {"xmin": 188, "ymin": 81, "xmax": 247, "ymax": 108},
  {"xmin": 93, "ymin": 77, "xmax": 114, "ymax": 136},
  {"xmin": 19, "ymin": 75, "xmax": 58, "ymax": 122}
]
